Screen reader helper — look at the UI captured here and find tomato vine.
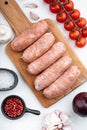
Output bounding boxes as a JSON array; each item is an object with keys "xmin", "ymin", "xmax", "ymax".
[{"xmin": 43, "ymin": 0, "xmax": 87, "ymax": 48}]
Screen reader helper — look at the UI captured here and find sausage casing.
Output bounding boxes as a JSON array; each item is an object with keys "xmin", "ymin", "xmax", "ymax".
[
  {"xmin": 43, "ymin": 66, "xmax": 81, "ymax": 99},
  {"xmin": 22, "ymin": 32, "xmax": 55, "ymax": 63},
  {"xmin": 27, "ymin": 42, "xmax": 66, "ymax": 75},
  {"xmin": 34, "ymin": 56, "xmax": 72, "ymax": 90},
  {"xmin": 11, "ymin": 20, "xmax": 48, "ymax": 51}
]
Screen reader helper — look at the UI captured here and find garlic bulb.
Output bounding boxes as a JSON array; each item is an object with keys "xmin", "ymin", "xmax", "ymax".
[
  {"xmin": 42, "ymin": 110, "xmax": 73, "ymax": 130},
  {"xmin": 0, "ymin": 24, "xmax": 13, "ymax": 44}
]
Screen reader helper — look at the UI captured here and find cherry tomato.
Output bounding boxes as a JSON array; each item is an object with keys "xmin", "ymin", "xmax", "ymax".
[
  {"xmin": 64, "ymin": 20, "xmax": 74, "ymax": 31},
  {"xmin": 69, "ymin": 30, "xmax": 80, "ymax": 40},
  {"xmin": 49, "ymin": 2, "xmax": 61, "ymax": 13},
  {"xmin": 70, "ymin": 9, "xmax": 80, "ymax": 20},
  {"xmin": 82, "ymin": 28, "xmax": 87, "ymax": 38},
  {"xmin": 43, "ymin": 0, "xmax": 55, "ymax": 4},
  {"xmin": 56, "ymin": 11, "xmax": 67, "ymax": 23},
  {"xmin": 76, "ymin": 17, "xmax": 86, "ymax": 28},
  {"xmin": 64, "ymin": 0, "xmax": 74, "ymax": 11},
  {"xmin": 76, "ymin": 37, "xmax": 86, "ymax": 48}
]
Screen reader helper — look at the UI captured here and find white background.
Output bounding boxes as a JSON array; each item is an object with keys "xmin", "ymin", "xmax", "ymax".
[{"xmin": 0, "ymin": 0, "xmax": 87, "ymax": 130}]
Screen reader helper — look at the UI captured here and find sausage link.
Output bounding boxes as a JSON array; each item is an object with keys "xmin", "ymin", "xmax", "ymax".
[
  {"xmin": 22, "ymin": 32, "xmax": 55, "ymax": 63},
  {"xmin": 27, "ymin": 42, "xmax": 66, "ymax": 75},
  {"xmin": 34, "ymin": 56, "xmax": 72, "ymax": 90},
  {"xmin": 43, "ymin": 66, "xmax": 81, "ymax": 99},
  {"xmin": 11, "ymin": 20, "xmax": 48, "ymax": 51}
]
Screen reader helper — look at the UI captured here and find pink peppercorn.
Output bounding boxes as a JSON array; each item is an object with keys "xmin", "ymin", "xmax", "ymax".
[{"xmin": 4, "ymin": 97, "xmax": 24, "ymax": 118}]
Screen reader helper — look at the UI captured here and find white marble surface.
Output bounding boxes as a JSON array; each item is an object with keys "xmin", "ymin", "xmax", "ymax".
[{"xmin": 0, "ymin": 0, "xmax": 87, "ymax": 130}]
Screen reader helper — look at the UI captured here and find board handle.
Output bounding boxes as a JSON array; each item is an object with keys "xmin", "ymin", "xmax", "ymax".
[{"xmin": 0, "ymin": 0, "xmax": 32, "ymax": 35}]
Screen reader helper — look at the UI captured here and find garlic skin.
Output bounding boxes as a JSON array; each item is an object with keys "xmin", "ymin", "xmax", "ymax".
[{"xmin": 0, "ymin": 24, "xmax": 13, "ymax": 44}]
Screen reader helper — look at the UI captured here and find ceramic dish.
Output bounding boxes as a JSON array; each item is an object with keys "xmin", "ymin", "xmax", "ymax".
[
  {"xmin": 1, "ymin": 95, "xmax": 40, "ymax": 120},
  {"xmin": 0, "ymin": 68, "xmax": 18, "ymax": 91}
]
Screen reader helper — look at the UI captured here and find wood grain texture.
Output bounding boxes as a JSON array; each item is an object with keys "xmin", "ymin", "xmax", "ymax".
[
  {"xmin": 0, "ymin": 0, "xmax": 32, "ymax": 35},
  {"xmin": 0, "ymin": 0, "xmax": 87, "ymax": 107}
]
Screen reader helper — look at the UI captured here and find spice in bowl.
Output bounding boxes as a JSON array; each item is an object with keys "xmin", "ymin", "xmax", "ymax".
[
  {"xmin": 1, "ymin": 95, "xmax": 25, "ymax": 119},
  {"xmin": 4, "ymin": 97, "xmax": 24, "ymax": 118},
  {"xmin": 1, "ymin": 95, "xmax": 40, "ymax": 120}
]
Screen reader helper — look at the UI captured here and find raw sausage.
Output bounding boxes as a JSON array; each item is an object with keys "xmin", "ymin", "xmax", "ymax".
[
  {"xmin": 22, "ymin": 32, "xmax": 55, "ymax": 63},
  {"xmin": 43, "ymin": 66, "xmax": 80, "ymax": 99},
  {"xmin": 27, "ymin": 42, "xmax": 66, "ymax": 75},
  {"xmin": 34, "ymin": 56, "xmax": 72, "ymax": 90},
  {"xmin": 11, "ymin": 20, "xmax": 48, "ymax": 51}
]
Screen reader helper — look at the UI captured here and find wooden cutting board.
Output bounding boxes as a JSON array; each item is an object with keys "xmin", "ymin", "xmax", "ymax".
[{"xmin": 0, "ymin": 0, "xmax": 87, "ymax": 108}]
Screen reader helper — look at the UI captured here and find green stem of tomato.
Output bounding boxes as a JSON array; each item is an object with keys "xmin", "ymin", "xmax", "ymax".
[{"xmin": 58, "ymin": 0, "xmax": 82, "ymax": 37}]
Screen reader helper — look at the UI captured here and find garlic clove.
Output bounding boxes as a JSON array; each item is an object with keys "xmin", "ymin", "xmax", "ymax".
[
  {"xmin": 43, "ymin": 113, "xmax": 52, "ymax": 128},
  {"xmin": 24, "ymin": 2, "xmax": 38, "ymax": 8},
  {"xmin": 43, "ymin": 112, "xmax": 61, "ymax": 129},
  {"xmin": 63, "ymin": 126, "xmax": 72, "ymax": 130},
  {"xmin": 42, "ymin": 127, "xmax": 46, "ymax": 130},
  {"xmin": 29, "ymin": 11, "xmax": 39, "ymax": 21},
  {"xmin": 55, "ymin": 109, "xmax": 61, "ymax": 117},
  {"xmin": 50, "ymin": 112, "xmax": 61, "ymax": 125},
  {"xmin": 58, "ymin": 123, "xmax": 63, "ymax": 129},
  {"xmin": 60, "ymin": 112, "xmax": 72, "ymax": 126},
  {"xmin": 0, "ymin": 24, "xmax": 13, "ymax": 44}
]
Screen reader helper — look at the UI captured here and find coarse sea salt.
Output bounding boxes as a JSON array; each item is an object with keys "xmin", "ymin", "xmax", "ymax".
[{"xmin": 0, "ymin": 71, "xmax": 14, "ymax": 89}]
